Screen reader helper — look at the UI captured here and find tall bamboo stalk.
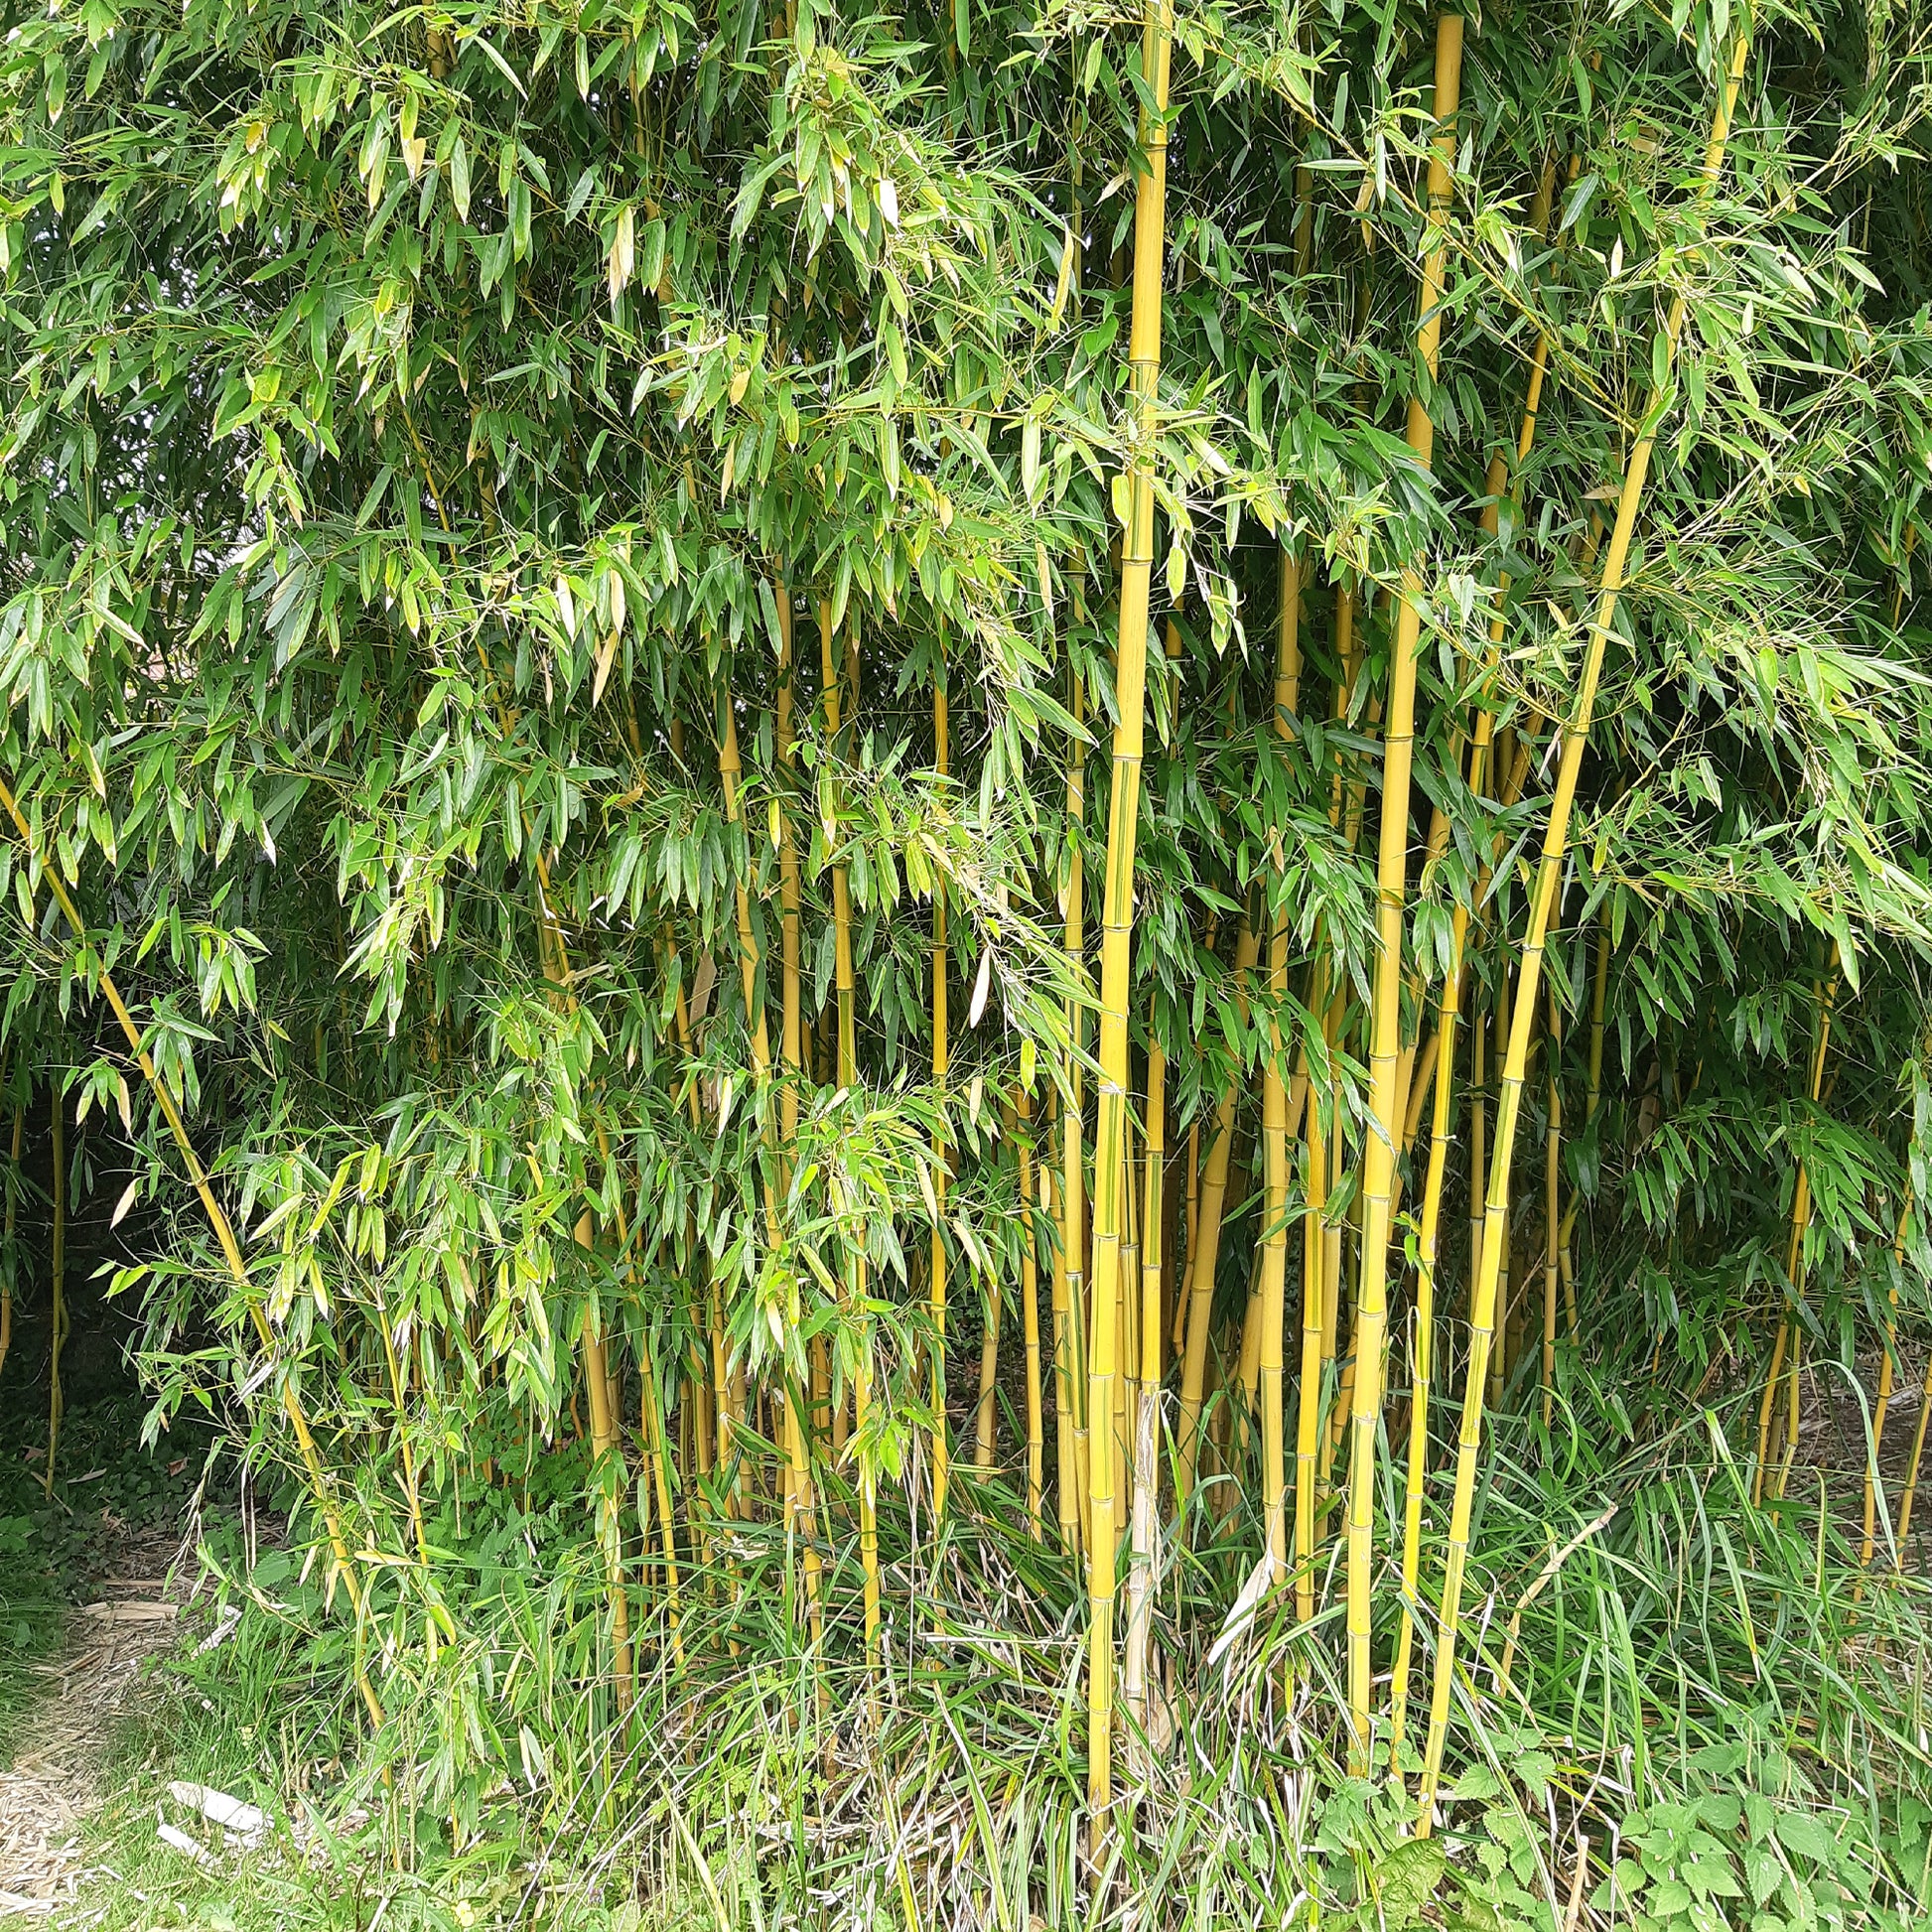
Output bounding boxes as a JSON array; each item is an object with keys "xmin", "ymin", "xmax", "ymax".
[
  {"xmin": 46, "ymin": 1084, "xmax": 66, "ymax": 1492},
  {"xmin": 1386, "ymin": 883, "xmax": 1467, "ymax": 1754},
  {"xmin": 1862, "ymin": 1205, "xmax": 1912, "ymax": 1573},
  {"xmin": 1294, "ymin": 1042, "xmax": 1327, "ymax": 1622},
  {"xmin": 1086, "ymin": 0, "xmax": 1173, "ymax": 1815},
  {"xmin": 1415, "ymin": 27, "xmax": 1754, "ymax": 1829},
  {"xmin": 1260, "ymin": 551, "xmax": 1303, "ymax": 1577},
  {"xmin": 933, "ymin": 649, "xmax": 953, "ymax": 1512},
  {"xmin": 776, "ymin": 586, "xmax": 803, "ymax": 1150},
  {"xmin": 1019, "ymin": 1087, "xmax": 1045, "ymax": 1533},
  {"xmin": 1177, "ymin": 1119, "xmax": 1198, "ymax": 1354},
  {"xmin": 1896, "ymin": 1357, "xmax": 1932, "ymax": 1559},
  {"xmin": 1059, "ymin": 668, "xmax": 1088, "ymax": 1557},
  {"xmin": 1342, "ymin": 10, "xmax": 1462, "ymax": 1768},
  {"xmin": 530, "ymin": 855, "xmax": 636, "ymax": 1711},
  {"xmin": 638, "ymin": 1329, "xmax": 684, "ymax": 1665},
  {"xmin": 1753, "ymin": 976, "xmax": 1835, "ymax": 1504},
  {"xmin": 0, "ymin": 1096, "xmax": 18, "ymax": 1384},
  {"xmin": 718, "ymin": 694, "xmax": 822, "ymax": 1644},
  {"xmin": 1558, "ymin": 913, "xmax": 1611, "ymax": 1330},
  {"xmin": 1049, "ymin": 1091, "xmax": 1080, "ymax": 1553},
  {"xmin": 1123, "ymin": 1032, "xmax": 1165, "ymax": 1736},
  {"xmin": 818, "ymin": 603, "xmax": 879, "ymax": 1663},
  {"xmin": 1541, "ymin": 981, "xmax": 1563, "ymax": 1426},
  {"xmin": 1177, "ymin": 924, "xmax": 1260, "ymax": 1506},
  {"xmin": 0, "ymin": 777, "xmax": 383, "ymax": 1727}
]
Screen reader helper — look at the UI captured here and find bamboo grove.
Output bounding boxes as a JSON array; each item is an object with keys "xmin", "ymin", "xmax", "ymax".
[{"xmin": 6, "ymin": 0, "xmax": 1932, "ymax": 1887}]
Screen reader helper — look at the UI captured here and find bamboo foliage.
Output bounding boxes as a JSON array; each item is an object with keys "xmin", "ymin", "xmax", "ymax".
[
  {"xmin": 0, "ymin": 778, "xmax": 385, "ymax": 1728},
  {"xmin": 6, "ymin": 0, "xmax": 1932, "ymax": 1867}
]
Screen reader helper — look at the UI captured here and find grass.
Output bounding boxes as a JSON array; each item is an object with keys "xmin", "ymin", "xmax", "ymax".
[{"xmin": 8, "ymin": 1355, "xmax": 1930, "ymax": 1931}]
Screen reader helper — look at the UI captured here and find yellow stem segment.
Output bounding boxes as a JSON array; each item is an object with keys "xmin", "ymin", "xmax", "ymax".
[
  {"xmin": 1178, "ymin": 925, "xmax": 1259, "ymax": 1507},
  {"xmin": 1261, "ymin": 552, "xmax": 1303, "ymax": 1582},
  {"xmin": 1416, "ymin": 26, "xmax": 1753, "ymax": 1830},
  {"xmin": 1343, "ymin": 9, "xmax": 1462, "ymax": 1771},
  {"xmin": 719, "ymin": 694, "xmax": 822, "ymax": 1646},
  {"xmin": 1058, "ymin": 671, "xmax": 1088, "ymax": 1559},
  {"xmin": 0, "ymin": 775, "xmax": 382, "ymax": 1727},
  {"xmin": 48, "ymin": 1087, "xmax": 66, "ymax": 1493},
  {"xmin": 1019, "ymin": 1089, "xmax": 1045, "ymax": 1535},
  {"xmin": 0, "ymin": 1099, "xmax": 19, "ymax": 1384},
  {"xmin": 1123, "ymin": 1032, "xmax": 1165, "ymax": 1738},
  {"xmin": 1087, "ymin": 0, "xmax": 1173, "ymax": 1818},
  {"xmin": 934, "ymin": 659, "xmax": 952, "ymax": 1511}
]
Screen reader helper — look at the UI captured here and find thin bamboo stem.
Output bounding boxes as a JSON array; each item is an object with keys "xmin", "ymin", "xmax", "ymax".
[
  {"xmin": 1178, "ymin": 925, "xmax": 1260, "ymax": 1505},
  {"xmin": 1895, "ymin": 1352, "xmax": 1932, "ymax": 1558},
  {"xmin": 1019, "ymin": 1088, "xmax": 1044, "ymax": 1535},
  {"xmin": 1752, "ymin": 977, "xmax": 1834, "ymax": 1504},
  {"xmin": 1344, "ymin": 12, "xmax": 1462, "ymax": 1768},
  {"xmin": 817, "ymin": 605, "xmax": 877, "ymax": 1666},
  {"xmin": 638, "ymin": 1329, "xmax": 685, "ymax": 1667},
  {"xmin": 1260, "ymin": 551, "xmax": 1303, "ymax": 1582},
  {"xmin": 1060, "ymin": 668, "xmax": 1089, "ymax": 1558},
  {"xmin": 933, "ymin": 651, "xmax": 952, "ymax": 1512},
  {"xmin": 0, "ymin": 776, "xmax": 384, "ymax": 1728},
  {"xmin": 1541, "ymin": 982, "xmax": 1562, "ymax": 1427},
  {"xmin": 47, "ymin": 1087, "xmax": 66, "ymax": 1493},
  {"xmin": 1862, "ymin": 1206, "xmax": 1912, "ymax": 1573},
  {"xmin": 718, "ymin": 693, "xmax": 822, "ymax": 1649},
  {"xmin": 1415, "ymin": 28, "xmax": 1754, "ymax": 1829},
  {"xmin": 0, "ymin": 1097, "xmax": 18, "ymax": 1385}
]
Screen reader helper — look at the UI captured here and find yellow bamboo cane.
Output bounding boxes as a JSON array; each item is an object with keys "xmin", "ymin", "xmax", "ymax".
[
  {"xmin": 1895, "ymin": 1352, "xmax": 1932, "ymax": 1560},
  {"xmin": 817, "ymin": 604, "xmax": 879, "ymax": 1664},
  {"xmin": 718, "ymin": 695, "xmax": 823, "ymax": 1644},
  {"xmin": 638, "ymin": 1329, "xmax": 685, "ymax": 1667},
  {"xmin": 777, "ymin": 585, "xmax": 804, "ymax": 1150},
  {"xmin": 1060, "ymin": 668, "xmax": 1089, "ymax": 1558},
  {"xmin": 1415, "ymin": 26, "xmax": 1754, "ymax": 1829},
  {"xmin": 1049, "ymin": 1090, "xmax": 1081, "ymax": 1554},
  {"xmin": 1557, "ymin": 913, "xmax": 1611, "ymax": 1331},
  {"xmin": 1177, "ymin": 924, "xmax": 1260, "ymax": 1506},
  {"xmin": 529, "ymin": 857, "xmax": 638, "ymax": 1712},
  {"xmin": 1086, "ymin": 0, "xmax": 1173, "ymax": 1816},
  {"xmin": 932, "ymin": 654, "xmax": 953, "ymax": 1513},
  {"xmin": 1260, "ymin": 552, "xmax": 1304, "ymax": 1577},
  {"xmin": 1019, "ymin": 1087, "xmax": 1045, "ymax": 1534},
  {"xmin": 1123, "ymin": 1031, "xmax": 1166, "ymax": 1736},
  {"xmin": 1541, "ymin": 982, "xmax": 1562, "ymax": 1427},
  {"xmin": 1861, "ymin": 1205, "xmax": 1912, "ymax": 1576},
  {"xmin": 1294, "ymin": 1035, "xmax": 1327, "ymax": 1622},
  {"xmin": 1342, "ymin": 10, "xmax": 1463, "ymax": 1769},
  {"xmin": 0, "ymin": 1096, "xmax": 19, "ymax": 1384},
  {"xmin": 0, "ymin": 776, "xmax": 383, "ymax": 1727},
  {"xmin": 47, "ymin": 1086, "xmax": 66, "ymax": 1492},
  {"xmin": 1752, "ymin": 977, "xmax": 1834, "ymax": 1504}
]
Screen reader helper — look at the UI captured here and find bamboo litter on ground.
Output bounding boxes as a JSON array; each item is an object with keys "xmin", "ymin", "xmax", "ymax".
[{"xmin": 0, "ymin": 1537, "xmax": 183, "ymax": 1920}]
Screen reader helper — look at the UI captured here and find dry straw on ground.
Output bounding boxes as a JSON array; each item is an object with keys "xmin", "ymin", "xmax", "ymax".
[{"xmin": 0, "ymin": 1535, "xmax": 183, "ymax": 1921}]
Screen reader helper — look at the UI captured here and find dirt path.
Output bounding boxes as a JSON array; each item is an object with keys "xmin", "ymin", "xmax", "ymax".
[{"xmin": 0, "ymin": 1536, "xmax": 187, "ymax": 1921}]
